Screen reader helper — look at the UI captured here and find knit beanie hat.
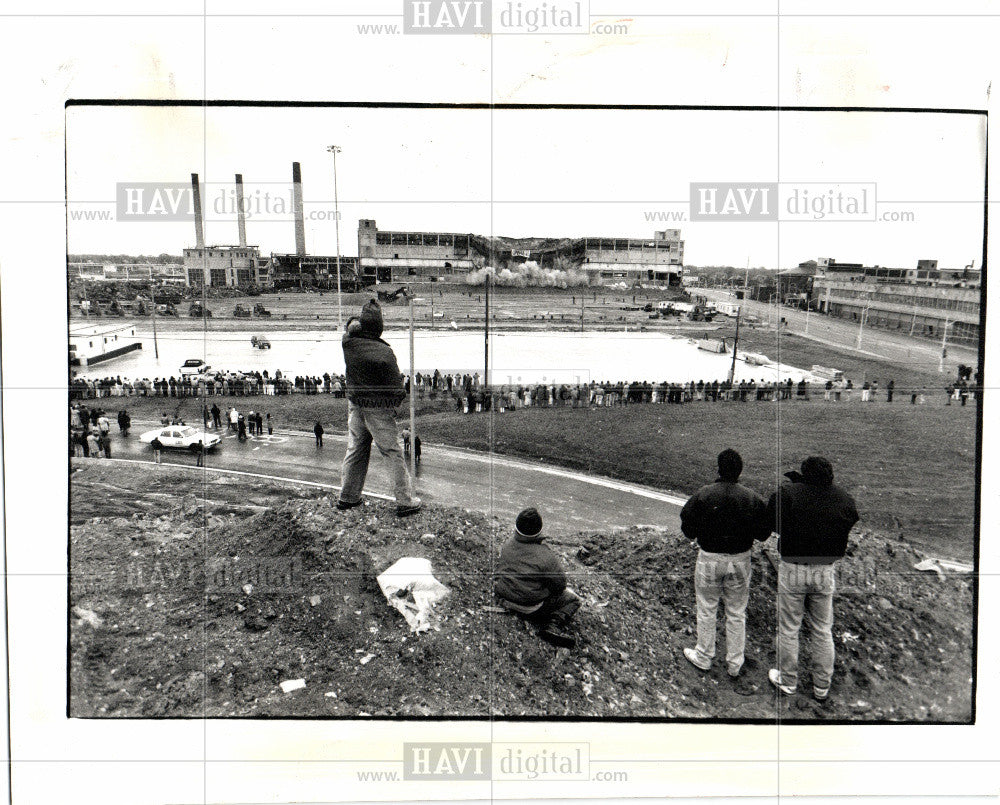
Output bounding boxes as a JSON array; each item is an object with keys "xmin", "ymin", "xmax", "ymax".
[
  {"xmin": 800, "ymin": 456, "xmax": 834, "ymax": 486},
  {"xmin": 359, "ymin": 300, "xmax": 384, "ymax": 338},
  {"xmin": 515, "ymin": 507, "xmax": 543, "ymax": 538}
]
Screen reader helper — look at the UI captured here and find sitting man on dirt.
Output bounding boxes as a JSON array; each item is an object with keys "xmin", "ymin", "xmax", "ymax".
[
  {"xmin": 337, "ymin": 300, "xmax": 421, "ymax": 517},
  {"xmin": 679, "ymin": 448, "xmax": 769, "ymax": 679},
  {"xmin": 764, "ymin": 456, "xmax": 859, "ymax": 702},
  {"xmin": 495, "ymin": 507, "xmax": 581, "ymax": 649}
]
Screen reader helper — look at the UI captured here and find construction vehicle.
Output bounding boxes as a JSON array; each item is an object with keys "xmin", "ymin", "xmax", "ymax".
[
  {"xmin": 377, "ymin": 286, "xmax": 410, "ymax": 303},
  {"xmin": 233, "ymin": 304, "xmax": 252, "ymax": 318},
  {"xmin": 189, "ymin": 302, "xmax": 212, "ymax": 318},
  {"xmin": 253, "ymin": 303, "xmax": 272, "ymax": 318}
]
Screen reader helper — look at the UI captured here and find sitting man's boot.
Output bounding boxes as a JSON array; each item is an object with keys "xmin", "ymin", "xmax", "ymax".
[{"xmin": 539, "ymin": 622, "xmax": 576, "ymax": 649}]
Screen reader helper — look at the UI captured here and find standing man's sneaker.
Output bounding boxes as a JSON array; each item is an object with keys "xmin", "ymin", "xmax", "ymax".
[
  {"xmin": 813, "ymin": 685, "xmax": 830, "ymax": 701},
  {"xmin": 683, "ymin": 647, "xmax": 712, "ymax": 671},
  {"xmin": 768, "ymin": 669, "xmax": 796, "ymax": 695},
  {"xmin": 396, "ymin": 498, "xmax": 423, "ymax": 517},
  {"xmin": 336, "ymin": 499, "xmax": 363, "ymax": 511}
]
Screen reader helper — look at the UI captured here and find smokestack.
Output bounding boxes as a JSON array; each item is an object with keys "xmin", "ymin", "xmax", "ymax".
[
  {"xmin": 191, "ymin": 173, "xmax": 205, "ymax": 249},
  {"xmin": 292, "ymin": 161, "xmax": 306, "ymax": 256},
  {"xmin": 235, "ymin": 173, "xmax": 247, "ymax": 247}
]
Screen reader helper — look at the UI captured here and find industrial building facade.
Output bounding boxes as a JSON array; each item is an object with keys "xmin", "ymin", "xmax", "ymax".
[
  {"xmin": 809, "ymin": 258, "xmax": 981, "ymax": 346},
  {"xmin": 355, "ymin": 219, "xmax": 684, "ymax": 285}
]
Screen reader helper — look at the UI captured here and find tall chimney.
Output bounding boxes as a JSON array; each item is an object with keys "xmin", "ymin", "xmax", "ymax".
[
  {"xmin": 235, "ymin": 173, "xmax": 247, "ymax": 247},
  {"xmin": 292, "ymin": 161, "xmax": 306, "ymax": 256},
  {"xmin": 191, "ymin": 173, "xmax": 205, "ymax": 249}
]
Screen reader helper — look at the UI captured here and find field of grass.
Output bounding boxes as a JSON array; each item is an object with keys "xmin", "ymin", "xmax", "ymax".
[{"xmin": 414, "ymin": 402, "xmax": 977, "ymax": 562}]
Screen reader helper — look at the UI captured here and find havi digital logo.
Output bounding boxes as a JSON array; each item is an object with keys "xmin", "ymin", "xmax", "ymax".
[{"xmin": 404, "ymin": 0, "xmax": 491, "ymax": 34}]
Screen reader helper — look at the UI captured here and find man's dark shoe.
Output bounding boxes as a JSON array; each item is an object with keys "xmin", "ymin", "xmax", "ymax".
[
  {"xmin": 336, "ymin": 499, "xmax": 363, "ymax": 511},
  {"xmin": 539, "ymin": 625, "xmax": 576, "ymax": 649},
  {"xmin": 396, "ymin": 501, "xmax": 423, "ymax": 517}
]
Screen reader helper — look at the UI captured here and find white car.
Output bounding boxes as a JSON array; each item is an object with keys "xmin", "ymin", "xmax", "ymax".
[
  {"xmin": 179, "ymin": 359, "xmax": 210, "ymax": 376},
  {"xmin": 139, "ymin": 426, "xmax": 221, "ymax": 450}
]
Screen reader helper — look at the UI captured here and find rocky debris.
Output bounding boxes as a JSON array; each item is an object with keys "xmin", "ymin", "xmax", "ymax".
[{"xmin": 70, "ymin": 483, "xmax": 972, "ymax": 721}]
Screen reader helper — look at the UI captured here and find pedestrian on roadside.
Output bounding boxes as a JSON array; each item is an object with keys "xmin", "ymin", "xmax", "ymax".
[
  {"xmin": 266, "ymin": 413, "xmax": 273, "ymax": 435},
  {"xmin": 190, "ymin": 440, "xmax": 205, "ymax": 467},
  {"xmin": 337, "ymin": 301, "xmax": 421, "ymax": 517},
  {"xmin": 237, "ymin": 415, "xmax": 247, "ymax": 442},
  {"xmin": 211, "ymin": 403, "xmax": 221, "ymax": 429},
  {"xmin": 763, "ymin": 456, "xmax": 859, "ymax": 702},
  {"xmin": 886, "ymin": 379, "xmax": 894, "ymax": 403},
  {"xmin": 414, "ymin": 435, "xmax": 422, "ymax": 464},
  {"xmin": 314, "ymin": 421, "xmax": 324, "ymax": 447},
  {"xmin": 100, "ymin": 430, "xmax": 112, "ymax": 458},
  {"xmin": 150, "ymin": 436, "xmax": 163, "ymax": 464},
  {"xmin": 680, "ymin": 449, "xmax": 769, "ymax": 679},
  {"xmin": 87, "ymin": 430, "xmax": 101, "ymax": 458}
]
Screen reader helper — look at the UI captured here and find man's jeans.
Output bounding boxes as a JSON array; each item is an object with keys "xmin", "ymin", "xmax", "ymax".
[
  {"xmin": 693, "ymin": 549, "xmax": 752, "ymax": 673},
  {"xmin": 777, "ymin": 561, "xmax": 836, "ymax": 690},
  {"xmin": 339, "ymin": 401, "xmax": 416, "ymax": 507}
]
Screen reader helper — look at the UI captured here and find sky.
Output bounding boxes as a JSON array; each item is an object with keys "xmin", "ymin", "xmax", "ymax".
[{"xmin": 66, "ymin": 105, "xmax": 986, "ymax": 269}]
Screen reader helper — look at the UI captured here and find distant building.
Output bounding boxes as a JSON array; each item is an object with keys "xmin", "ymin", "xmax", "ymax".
[
  {"xmin": 810, "ymin": 257, "xmax": 980, "ymax": 345},
  {"xmin": 358, "ymin": 219, "xmax": 475, "ymax": 283},
  {"xmin": 270, "ymin": 253, "xmax": 361, "ymax": 289},
  {"xmin": 356, "ymin": 219, "xmax": 684, "ymax": 286},
  {"xmin": 183, "ymin": 245, "xmax": 269, "ymax": 288},
  {"xmin": 68, "ymin": 262, "xmax": 186, "ymax": 284}
]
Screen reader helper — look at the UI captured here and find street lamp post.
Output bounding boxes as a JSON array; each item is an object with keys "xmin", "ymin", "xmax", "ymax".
[
  {"xmin": 939, "ymin": 317, "xmax": 951, "ymax": 373},
  {"xmin": 327, "ymin": 145, "xmax": 343, "ymax": 330},
  {"xmin": 856, "ymin": 292, "xmax": 873, "ymax": 350}
]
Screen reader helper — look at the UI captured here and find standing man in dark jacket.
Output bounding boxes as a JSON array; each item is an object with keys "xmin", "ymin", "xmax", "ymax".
[
  {"xmin": 764, "ymin": 456, "xmax": 859, "ymax": 701},
  {"xmin": 337, "ymin": 301, "xmax": 420, "ymax": 516},
  {"xmin": 680, "ymin": 449, "xmax": 768, "ymax": 678},
  {"xmin": 495, "ymin": 508, "xmax": 580, "ymax": 648}
]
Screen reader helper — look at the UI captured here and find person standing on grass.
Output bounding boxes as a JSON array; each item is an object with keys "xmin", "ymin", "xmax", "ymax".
[
  {"xmin": 764, "ymin": 456, "xmax": 859, "ymax": 702},
  {"xmin": 314, "ymin": 421, "xmax": 324, "ymax": 447},
  {"xmin": 886, "ymin": 379, "xmax": 894, "ymax": 403},
  {"xmin": 680, "ymin": 449, "xmax": 769, "ymax": 679},
  {"xmin": 150, "ymin": 435, "xmax": 162, "ymax": 464},
  {"xmin": 337, "ymin": 301, "xmax": 421, "ymax": 517},
  {"xmin": 211, "ymin": 403, "xmax": 221, "ymax": 429},
  {"xmin": 266, "ymin": 413, "xmax": 273, "ymax": 435}
]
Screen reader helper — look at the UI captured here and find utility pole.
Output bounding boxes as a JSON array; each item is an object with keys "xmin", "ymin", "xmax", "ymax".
[
  {"xmin": 728, "ymin": 306, "xmax": 741, "ymax": 384},
  {"xmin": 327, "ymin": 145, "xmax": 343, "ymax": 330},
  {"xmin": 150, "ymin": 281, "xmax": 159, "ymax": 360},
  {"xmin": 939, "ymin": 317, "xmax": 950, "ymax": 373},
  {"xmin": 856, "ymin": 294, "xmax": 870, "ymax": 350},
  {"xmin": 409, "ymin": 297, "xmax": 416, "ymax": 477},
  {"xmin": 484, "ymin": 272, "xmax": 490, "ymax": 388}
]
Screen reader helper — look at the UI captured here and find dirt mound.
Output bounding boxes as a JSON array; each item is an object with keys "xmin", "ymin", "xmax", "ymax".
[{"xmin": 70, "ymin": 487, "xmax": 973, "ymax": 721}]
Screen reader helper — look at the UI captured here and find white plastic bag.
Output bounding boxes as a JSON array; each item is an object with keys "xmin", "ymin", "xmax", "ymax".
[{"xmin": 376, "ymin": 557, "xmax": 450, "ymax": 633}]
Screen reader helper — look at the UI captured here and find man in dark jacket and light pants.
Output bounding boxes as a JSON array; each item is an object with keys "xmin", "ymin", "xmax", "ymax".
[
  {"xmin": 337, "ymin": 301, "xmax": 421, "ymax": 517},
  {"xmin": 764, "ymin": 456, "xmax": 859, "ymax": 701},
  {"xmin": 680, "ymin": 449, "xmax": 769, "ymax": 678},
  {"xmin": 495, "ymin": 508, "xmax": 581, "ymax": 648}
]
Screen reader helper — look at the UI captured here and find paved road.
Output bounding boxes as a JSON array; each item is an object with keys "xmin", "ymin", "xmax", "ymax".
[
  {"xmin": 110, "ymin": 421, "xmax": 684, "ymax": 537},
  {"xmin": 700, "ymin": 289, "xmax": 978, "ymax": 376}
]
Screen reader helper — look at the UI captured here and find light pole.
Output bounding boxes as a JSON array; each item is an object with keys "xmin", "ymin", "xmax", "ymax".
[
  {"xmin": 327, "ymin": 145, "xmax": 343, "ymax": 330},
  {"xmin": 856, "ymin": 291, "xmax": 873, "ymax": 350},
  {"xmin": 939, "ymin": 317, "xmax": 951, "ymax": 373}
]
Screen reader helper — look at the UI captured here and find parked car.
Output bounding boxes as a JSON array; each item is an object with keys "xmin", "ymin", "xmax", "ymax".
[
  {"xmin": 179, "ymin": 359, "xmax": 210, "ymax": 376},
  {"xmin": 139, "ymin": 426, "xmax": 221, "ymax": 450}
]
